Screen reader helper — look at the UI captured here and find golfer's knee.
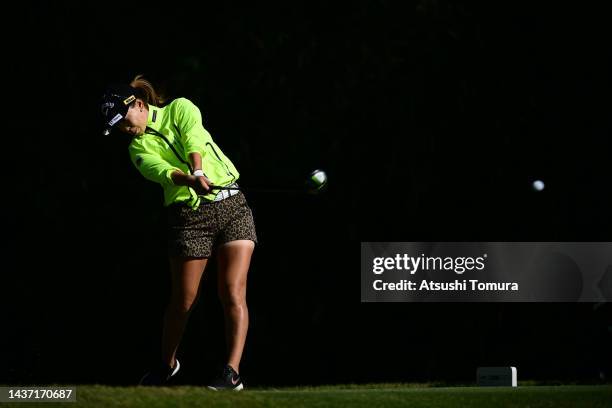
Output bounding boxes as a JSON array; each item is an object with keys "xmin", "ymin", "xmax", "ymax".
[
  {"xmin": 218, "ymin": 285, "xmax": 246, "ymax": 308},
  {"xmin": 168, "ymin": 293, "xmax": 199, "ymax": 314}
]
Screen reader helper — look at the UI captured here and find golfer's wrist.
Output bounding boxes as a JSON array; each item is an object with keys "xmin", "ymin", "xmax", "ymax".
[
  {"xmin": 193, "ymin": 169, "xmax": 204, "ymax": 177},
  {"xmin": 171, "ymin": 170, "xmax": 190, "ymax": 186}
]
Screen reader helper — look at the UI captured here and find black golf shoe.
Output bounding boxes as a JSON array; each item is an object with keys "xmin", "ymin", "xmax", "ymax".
[
  {"xmin": 207, "ymin": 364, "xmax": 244, "ymax": 391},
  {"xmin": 139, "ymin": 359, "xmax": 180, "ymax": 386}
]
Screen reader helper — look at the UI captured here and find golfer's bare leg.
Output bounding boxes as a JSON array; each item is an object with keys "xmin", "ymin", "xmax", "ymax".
[
  {"xmin": 161, "ymin": 256, "xmax": 208, "ymax": 368},
  {"xmin": 217, "ymin": 240, "xmax": 254, "ymax": 373}
]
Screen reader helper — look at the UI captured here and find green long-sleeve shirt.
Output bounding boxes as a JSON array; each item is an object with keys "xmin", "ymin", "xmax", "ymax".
[{"xmin": 128, "ymin": 98, "xmax": 239, "ymax": 209}]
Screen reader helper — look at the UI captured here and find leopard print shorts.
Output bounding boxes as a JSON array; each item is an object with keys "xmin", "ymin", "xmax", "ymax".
[{"xmin": 166, "ymin": 191, "xmax": 257, "ymax": 258}]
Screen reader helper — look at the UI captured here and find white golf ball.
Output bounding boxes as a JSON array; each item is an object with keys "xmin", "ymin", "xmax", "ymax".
[{"xmin": 532, "ymin": 180, "xmax": 545, "ymax": 191}]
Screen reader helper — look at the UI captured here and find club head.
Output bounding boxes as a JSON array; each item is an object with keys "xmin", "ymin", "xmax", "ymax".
[{"xmin": 305, "ymin": 169, "xmax": 328, "ymax": 194}]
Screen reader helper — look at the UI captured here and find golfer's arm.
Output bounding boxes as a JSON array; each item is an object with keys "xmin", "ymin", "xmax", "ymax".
[
  {"xmin": 170, "ymin": 153, "xmax": 202, "ymax": 185},
  {"xmin": 189, "ymin": 152, "xmax": 203, "ymax": 172},
  {"xmin": 171, "ymin": 170, "xmax": 196, "ymax": 186}
]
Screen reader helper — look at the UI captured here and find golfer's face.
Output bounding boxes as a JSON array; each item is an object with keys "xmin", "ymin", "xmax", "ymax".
[{"xmin": 118, "ymin": 104, "xmax": 147, "ymax": 136}]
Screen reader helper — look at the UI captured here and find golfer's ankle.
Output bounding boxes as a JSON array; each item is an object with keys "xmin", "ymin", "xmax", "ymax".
[{"xmin": 162, "ymin": 357, "xmax": 176, "ymax": 369}]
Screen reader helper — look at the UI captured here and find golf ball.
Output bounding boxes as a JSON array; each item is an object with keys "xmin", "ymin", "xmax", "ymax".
[{"xmin": 532, "ymin": 180, "xmax": 545, "ymax": 191}]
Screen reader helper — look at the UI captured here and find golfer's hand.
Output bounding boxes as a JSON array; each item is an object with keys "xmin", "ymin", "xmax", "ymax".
[{"xmin": 192, "ymin": 175, "xmax": 214, "ymax": 195}]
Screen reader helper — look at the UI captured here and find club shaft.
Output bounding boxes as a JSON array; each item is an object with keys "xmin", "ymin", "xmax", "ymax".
[{"xmin": 209, "ymin": 186, "xmax": 302, "ymax": 193}]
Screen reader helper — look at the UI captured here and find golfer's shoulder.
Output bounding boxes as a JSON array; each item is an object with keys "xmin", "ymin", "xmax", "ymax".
[
  {"xmin": 128, "ymin": 133, "xmax": 164, "ymax": 155},
  {"xmin": 167, "ymin": 97, "xmax": 201, "ymax": 116}
]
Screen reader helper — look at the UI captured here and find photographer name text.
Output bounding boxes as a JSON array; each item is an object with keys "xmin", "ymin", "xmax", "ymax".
[{"xmin": 372, "ymin": 254, "xmax": 518, "ymax": 292}]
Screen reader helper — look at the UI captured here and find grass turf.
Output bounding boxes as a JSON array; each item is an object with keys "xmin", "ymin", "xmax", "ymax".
[{"xmin": 2, "ymin": 384, "xmax": 611, "ymax": 407}]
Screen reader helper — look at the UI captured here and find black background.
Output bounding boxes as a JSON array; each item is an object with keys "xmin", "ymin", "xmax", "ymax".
[{"xmin": 3, "ymin": 1, "xmax": 611, "ymax": 386}]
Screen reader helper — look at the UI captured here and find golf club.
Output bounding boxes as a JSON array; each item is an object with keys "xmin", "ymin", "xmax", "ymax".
[
  {"xmin": 143, "ymin": 127, "xmax": 328, "ymax": 195},
  {"xmin": 208, "ymin": 169, "xmax": 328, "ymax": 195}
]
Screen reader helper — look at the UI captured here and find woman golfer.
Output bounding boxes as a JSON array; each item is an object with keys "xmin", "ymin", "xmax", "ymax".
[{"xmin": 100, "ymin": 75, "xmax": 256, "ymax": 390}]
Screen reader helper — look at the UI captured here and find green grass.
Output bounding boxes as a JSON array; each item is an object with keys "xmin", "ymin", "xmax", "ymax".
[{"xmin": 2, "ymin": 384, "xmax": 611, "ymax": 407}]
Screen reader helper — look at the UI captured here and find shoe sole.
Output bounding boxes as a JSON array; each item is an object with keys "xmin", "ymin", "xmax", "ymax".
[{"xmin": 207, "ymin": 383, "xmax": 244, "ymax": 391}]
